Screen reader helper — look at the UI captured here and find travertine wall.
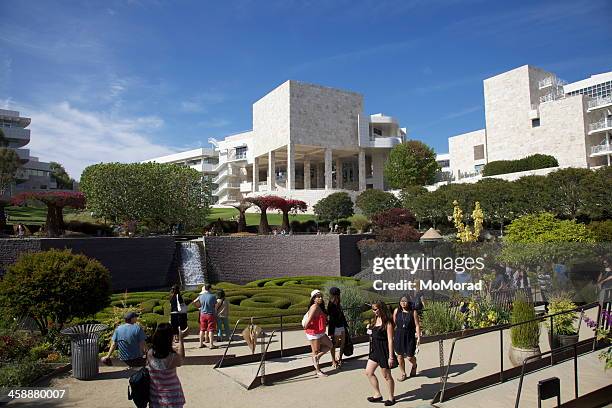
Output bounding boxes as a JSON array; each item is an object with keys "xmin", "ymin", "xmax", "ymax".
[
  {"xmin": 448, "ymin": 129, "xmax": 486, "ymax": 178},
  {"xmin": 204, "ymin": 234, "xmax": 366, "ymax": 284},
  {"xmin": 0, "ymin": 239, "xmax": 41, "ymax": 275},
  {"xmin": 252, "ymin": 81, "xmax": 291, "ymax": 157},
  {"xmin": 289, "ymin": 81, "xmax": 363, "ymax": 149}
]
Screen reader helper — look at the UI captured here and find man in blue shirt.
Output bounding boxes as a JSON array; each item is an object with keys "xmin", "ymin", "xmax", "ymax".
[
  {"xmin": 193, "ymin": 283, "xmax": 218, "ymax": 349},
  {"xmin": 101, "ymin": 311, "xmax": 146, "ymax": 367}
]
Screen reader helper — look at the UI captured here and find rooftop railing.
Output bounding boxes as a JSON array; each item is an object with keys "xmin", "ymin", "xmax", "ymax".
[
  {"xmin": 587, "ymin": 95, "xmax": 612, "ymax": 110},
  {"xmin": 589, "ymin": 118, "xmax": 612, "ymax": 133}
]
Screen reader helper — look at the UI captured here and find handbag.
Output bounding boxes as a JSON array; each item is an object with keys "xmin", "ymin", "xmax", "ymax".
[
  {"xmin": 128, "ymin": 366, "xmax": 150, "ymax": 408},
  {"xmin": 343, "ymin": 330, "xmax": 354, "ymax": 357}
]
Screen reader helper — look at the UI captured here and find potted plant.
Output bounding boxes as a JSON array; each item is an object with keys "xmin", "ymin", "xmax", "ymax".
[
  {"xmin": 509, "ymin": 296, "xmax": 541, "ymax": 367},
  {"xmin": 547, "ymin": 293, "xmax": 579, "ymax": 349}
]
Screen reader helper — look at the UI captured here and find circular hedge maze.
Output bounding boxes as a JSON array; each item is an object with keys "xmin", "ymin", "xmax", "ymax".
[{"xmin": 97, "ymin": 276, "xmax": 371, "ymax": 330}]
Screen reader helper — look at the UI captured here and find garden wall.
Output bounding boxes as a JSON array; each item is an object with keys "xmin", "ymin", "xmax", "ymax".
[
  {"xmin": 203, "ymin": 234, "xmax": 367, "ymax": 284},
  {"xmin": 0, "ymin": 237, "xmax": 176, "ymax": 291}
]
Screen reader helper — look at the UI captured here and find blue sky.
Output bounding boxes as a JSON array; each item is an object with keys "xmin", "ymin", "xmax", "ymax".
[{"xmin": 1, "ymin": 0, "xmax": 611, "ymax": 179}]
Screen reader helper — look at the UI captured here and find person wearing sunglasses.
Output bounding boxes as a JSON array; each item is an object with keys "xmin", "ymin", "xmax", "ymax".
[
  {"xmin": 303, "ymin": 289, "xmax": 336, "ymax": 377},
  {"xmin": 393, "ymin": 295, "xmax": 421, "ymax": 382},
  {"xmin": 365, "ymin": 301, "xmax": 396, "ymax": 406}
]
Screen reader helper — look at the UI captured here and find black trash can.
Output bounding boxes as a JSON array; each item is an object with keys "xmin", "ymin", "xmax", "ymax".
[{"xmin": 61, "ymin": 324, "xmax": 108, "ymax": 380}]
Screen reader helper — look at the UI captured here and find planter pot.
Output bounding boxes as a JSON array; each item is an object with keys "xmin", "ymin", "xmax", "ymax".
[
  {"xmin": 548, "ymin": 332, "xmax": 559, "ymax": 350},
  {"xmin": 509, "ymin": 345, "xmax": 541, "ymax": 367},
  {"xmin": 558, "ymin": 334, "xmax": 579, "ymax": 348}
]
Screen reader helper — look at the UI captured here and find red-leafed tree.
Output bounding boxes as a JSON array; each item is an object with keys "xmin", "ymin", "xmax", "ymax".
[
  {"xmin": 11, "ymin": 192, "xmax": 86, "ymax": 237},
  {"xmin": 244, "ymin": 195, "xmax": 286, "ymax": 234},
  {"xmin": 233, "ymin": 200, "xmax": 252, "ymax": 232},
  {"xmin": 371, "ymin": 208, "xmax": 417, "ymax": 229},
  {"xmin": 271, "ymin": 198, "xmax": 308, "ymax": 232}
]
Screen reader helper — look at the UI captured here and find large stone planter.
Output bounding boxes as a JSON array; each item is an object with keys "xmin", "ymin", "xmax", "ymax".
[
  {"xmin": 509, "ymin": 345, "xmax": 541, "ymax": 367},
  {"xmin": 558, "ymin": 334, "xmax": 579, "ymax": 348}
]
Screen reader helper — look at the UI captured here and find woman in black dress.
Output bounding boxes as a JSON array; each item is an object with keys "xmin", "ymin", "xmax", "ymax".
[
  {"xmin": 394, "ymin": 295, "xmax": 421, "ymax": 381},
  {"xmin": 327, "ymin": 287, "xmax": 348, "ymax": 369},
  {"xmin": 365, "ymin": 301, "xmax": 396, "ymax": 406},
  {"xmin": 169, "ymin": 285, "xmax": 188, "ymax": 341}
]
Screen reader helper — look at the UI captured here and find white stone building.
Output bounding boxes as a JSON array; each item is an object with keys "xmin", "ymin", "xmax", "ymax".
[
  {"xmin": 438, "ymin": 66, "xmax": 612, "ymax": 182},
  {"xmin": 0, "ymin": 109, "xmax": 60, "ymax": 198},
  {"xmin": 149, "ymin": 80, "xmax": 406, "ymax": 208}
]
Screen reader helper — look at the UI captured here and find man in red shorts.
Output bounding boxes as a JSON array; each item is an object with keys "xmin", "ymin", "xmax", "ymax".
[{"xmin": 194, "ymin": 283, "xmax": 218, "ymax": 349}]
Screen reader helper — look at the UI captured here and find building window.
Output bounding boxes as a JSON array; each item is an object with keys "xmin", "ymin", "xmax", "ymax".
[
  {"xmin": 474, "ymin": 164, "xmax": 484, "ymax": 174},
  {"xmin": 473, "ymin": 144, "xmax": 485, "ymax": 161},
  {"xmin": 437, "ymin": 159, "xmax": 450, "ymax": 168},
  {"xmin": 532, "ymin": 118, "xmax": 540, "ymax": 128},
  {"xmin": 235, "ymin": 146, "xmax": 247, "ymax": 159},
  {"xmin": 373, "ymin": 127, "xmax": 383, "ymax": 136}
]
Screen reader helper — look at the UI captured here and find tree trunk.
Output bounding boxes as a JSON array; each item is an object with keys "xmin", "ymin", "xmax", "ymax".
[
  {"xmin": 237, "ymin": 208, "xmax": 247, "ymax": 232},
  {"xmin": 46, "ymin": 204, "xmax": 63, "ymax": 237},
  {"xmin": 281, "ymin": 210, "xmax": 290, "ymax": 232},
  {"xmin": 0, "ymin": 202, "xmax": 6, "ymax": 233},
  {"xmin": 259, "ymin": 206, "xmax": 270, "ymax": 234}
]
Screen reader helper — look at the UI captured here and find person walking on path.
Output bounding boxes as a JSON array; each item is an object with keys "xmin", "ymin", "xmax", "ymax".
[
  {"xmin": 216, "ymin": 289, "xmax": 230, "ymax": 341},
  {"xmin": 365, "ymin": 301, "xmax": 396, "ymax": 406},
  {"xmin": 193, "ymin": 284, "xmax": 218, "ymax": 349},
  {"xmin": 169, "ymin": 285, "xmax": 188, "ymax": 342},
  {"xmin": 304, "ymin": 289, "xmax": 335, "ymax": 377},
  {"xmin": 101, "ymin": 311, "xmax": 146, "ymax": 367},
  {"xmin": 393, "ymin": 295, "xmax": 421, "ymax": 382},
  {"xmin": 327, "ymin": 287, "xmax": 348, "ymax": 369},
  {"xmin": 147, "ymin": 323, "xmax": 188, "ymax": 408}
]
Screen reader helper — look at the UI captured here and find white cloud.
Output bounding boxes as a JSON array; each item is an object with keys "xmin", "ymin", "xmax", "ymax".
[
  {"xmin": 180, "ymin": 92, "xmax": 228, "ymax": 113},
  {"xmin": 196, "ymin": 118, "xmax": 230, "ymax": 128},
  {"xmin": 22, "ymin": 102, "xmax": 178, "ymax": 180}
]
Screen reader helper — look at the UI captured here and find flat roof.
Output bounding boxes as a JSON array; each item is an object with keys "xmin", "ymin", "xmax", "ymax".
[{"xmin": 564, "ymin": 71, "xmax": 612, "ymax": 94}]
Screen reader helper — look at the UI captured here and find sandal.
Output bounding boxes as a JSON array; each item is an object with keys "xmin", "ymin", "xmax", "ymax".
[
  {"xmin": 397, "ymin": 373, "xmax": 407, "ymax": 382},
  {"xmin": 409, "ymin": 365, "xmax": 418, "ymax": 378},
  {"xmin": 384, "ymin": 399, "xmax": 396, "ymax": 406},
  {"xmin": 316, "ymin": 371, "xmax": 328, "ymax": 377},
  {"xmin": 367, "ymin": 396, "xmax": 383, "ymax": 403}
]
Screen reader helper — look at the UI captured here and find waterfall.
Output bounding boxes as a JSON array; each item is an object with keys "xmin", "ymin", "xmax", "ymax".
[{"xmin": 178, "ymin": 241, "xmax": 206, "ymax": 289}]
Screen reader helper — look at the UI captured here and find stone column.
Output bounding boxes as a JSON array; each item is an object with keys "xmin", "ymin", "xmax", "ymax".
[
  {"xmin": 316, "ymin": 162, "xmax": 323, "ymax": 188},
  {"xmin": 268, "ymin": 151, "xmax": 275, "ymax": 191},
  {"xmin": 252, "ymin": 157, "xmax": 259, "ymax": 192},
  {"xmin": 358, "ymin": 149, "xmax": 366, "ymax": 191},
  {"xmin": 335, "ymin": 158, "xmax": 343, "ymax": 189},
  {"xmin": 303, "ymin": 159, "xmax": 311, "ymax": 190},
  {"xmin": 287, "ymin": 143, "xmax": 295, "ymax": 190},
  {"xmin": 324, "ymin": 148, "xmax": 333, "ymax": 190}
]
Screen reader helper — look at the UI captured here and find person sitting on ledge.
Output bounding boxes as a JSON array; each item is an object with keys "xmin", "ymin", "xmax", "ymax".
[{"xmin": 101, "ymin": 311, "xmax": 146, "ymax": 367}]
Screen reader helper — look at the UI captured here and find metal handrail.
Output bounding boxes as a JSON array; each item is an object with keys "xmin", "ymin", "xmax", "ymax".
[
  {"xmin": 439, "ymin": 301, "xmax": 600, "ymax": 402},
  {"xmin": 514, "ymin": 340, "xmax": 584, "ymax": 408},
  {"xmin": 253, "ymin": 329, "xmax": 277, "ymax": 386}
]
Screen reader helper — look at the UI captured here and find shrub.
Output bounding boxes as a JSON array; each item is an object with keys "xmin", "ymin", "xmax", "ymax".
[
  {"xmin": 546, "ymin": 292, "xmax": 578, "ymax": 335},
  {"xmin": 323, "ymin": 280, "xmax": 372, "ymax": 335},
  {"xmin": 64, "ymin": 220, "xmax": 113, "ymax": 236},
  {"xmin": 421, "ymin": 302, "xmax": 462, "ymax": 335},
  {"xmin": 377, "ymin": 225, "xmax": 421, "ymax": 242},
  {"xmin": 588, "ymin": 220, "xmax": 612, "ymax": 242},
  {"xmin": 371, "ymin": 208, "xmax": 416, "ymax": 229},
  {"xmin": 355, "ymin": 189, "xmax": 400, "ymax": 218},
  {"xmin": 482, "ymin": 154, "xmax": 558, "ymax": 176},
  {"xmin": 0, "ymin": 358, "xmax": 50, "ymax": 387},
  {"xmin": 350, "ymin": 215, "xmax": 371, "ymax": 233},
  {"xmin": 510, "ymin": 296, "xmax": 540, "ymax": 349},
  {"xmin": 0, "ymin": 249, "xmax": 111, "ymax": 335},
  {"xmin": 313, "ymin": 192, "xmax": 354, "ymax": 221}
]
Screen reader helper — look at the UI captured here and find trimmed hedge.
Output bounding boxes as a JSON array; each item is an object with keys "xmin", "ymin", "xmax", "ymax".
[{"xmin": 482, "ymin": 154, "xmax": 558, "ymax": 176}]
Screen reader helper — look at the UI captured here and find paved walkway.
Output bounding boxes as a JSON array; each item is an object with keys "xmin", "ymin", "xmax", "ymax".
[{"xmin": 8, "ymin": 309, "xmax": 607, "ymax": 408}]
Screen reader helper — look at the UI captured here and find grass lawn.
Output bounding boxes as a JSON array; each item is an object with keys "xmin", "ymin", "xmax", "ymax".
[
  {"xmin": 6, "ymin": 206, "xmax": 316, "ymax": 227},
  {"xmin": 206, "ymin": 207, "xmax": 316, "ymax": 226}
]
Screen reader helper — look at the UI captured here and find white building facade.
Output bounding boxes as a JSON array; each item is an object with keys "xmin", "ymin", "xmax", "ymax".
[
  {"xmin": 438, "ymin": 66, "xmax": 612, "ymax": 182},
  {"xmin": 0, "ymin": 109, "xmax": 59, "ymax": 198},
  {"xmin": 149, "ymin": 81, "xmax": 406, "ymax": 208}
]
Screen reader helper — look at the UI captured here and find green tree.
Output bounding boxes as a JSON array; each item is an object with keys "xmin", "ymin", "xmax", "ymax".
[
  {"xmin": 313, "ymin": 192, "xmax": 354, "ymax": 222},
  {"xmin": 80, "ymin": 162, "xmax": 212, "ymax": 232},
  {"xmin": 399, "ymin": 185, "xmax": 428, "ymax": 209},
  {"xmin": 0, "ymin": 129, "xmax": 22, "ymax": 196},
  {"xmin": 547, "ymin": 168, "xmax": 592, "ymax": 219},
  {"xmin": 384, "ymin": 140, "xmax": 440, "ymax": 188},
  {"xmin": 49, "ymin": 162, "xmax": 74, "ymax": 190},
  {"xmin": 0, "ymin": 249, "xmax": 111, "ymax": 335},
  {"xmin": 409, "ymin": 189, "xmax": 447, "ymax": 229},
  {"xmin": 512, "ymin": 175, "xmax": 554, "ymax": 216},
  {"xmin": 355, "ymin": 189, "xmax": 400, "ymax": 218},
  {"xmin": 581, "ymin": 166, "xmax": 612, "ymax": 220},
  {"xmin": 474, "ymin": 178, "xmax": 516, "ymax": 235}
]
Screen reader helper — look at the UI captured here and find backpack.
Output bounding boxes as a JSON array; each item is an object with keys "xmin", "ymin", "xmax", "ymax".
[{"xmin": 128, "ymin": 366, "xmax": 150, "ymax": 408}]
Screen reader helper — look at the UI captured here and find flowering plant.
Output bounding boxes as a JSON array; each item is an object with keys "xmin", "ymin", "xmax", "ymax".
[{"xmin": 583, "ymin": 311, "xmax": 612, "ymax": 370}]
